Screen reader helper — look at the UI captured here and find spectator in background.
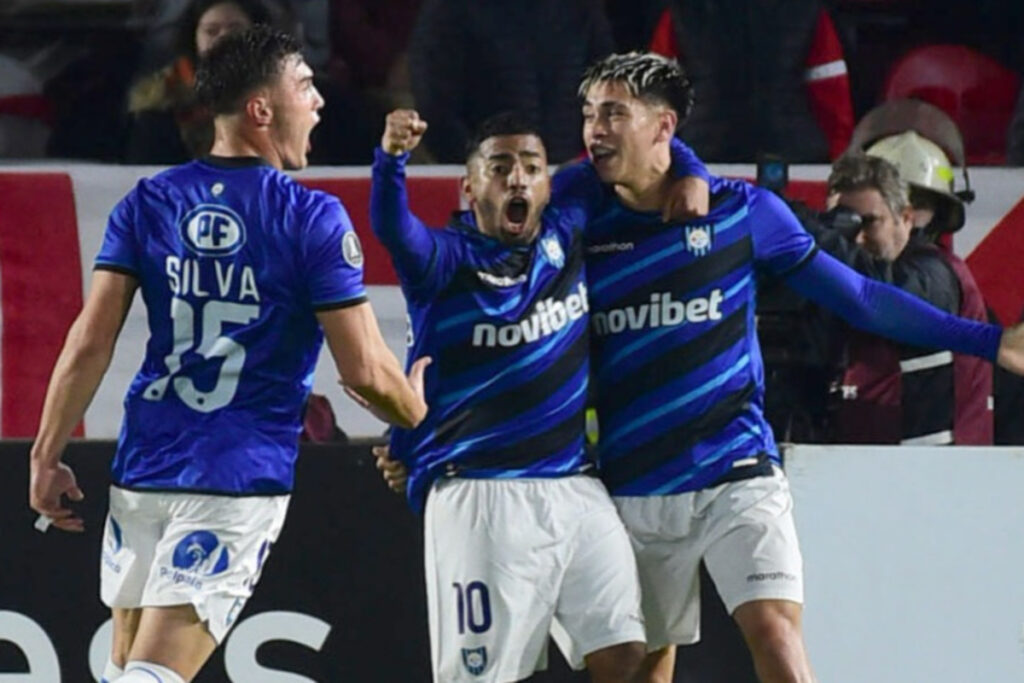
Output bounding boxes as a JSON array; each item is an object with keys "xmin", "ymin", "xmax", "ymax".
[
  {"xmin": 328, "ymin": 0, "xmax": 421, "ymax": 91},
  {"xmin": 125, "ymin": 0, "xmax": 273, "ymax": 164},
  {"xmin": 848, "ymin": 99, "xmax": 993, "ymax": 444},
  {"xmin": 809, "ymin": 155, "xmax": 981, "ymax": 445},
  {"xmin": 407, "ymin": 0, "xmax": 614, "ymax": 163},
  {"xmin": 649, "ymin": 0, "xmax": 854, "ymax": 162}
]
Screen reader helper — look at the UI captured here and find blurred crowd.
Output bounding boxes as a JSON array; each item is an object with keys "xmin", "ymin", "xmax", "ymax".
[{"xmin": 0, "ymin": 0, "xmax": 1022, "ymax": 166}]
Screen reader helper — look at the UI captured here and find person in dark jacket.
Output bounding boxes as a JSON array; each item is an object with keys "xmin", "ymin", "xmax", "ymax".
[
  {"xmin": 813, "ymin": 154, "xmax": 967, "ymax": 445},
  {"xmin": 407, "ymin": 0, "xmax": 615, "ymax": 164}
]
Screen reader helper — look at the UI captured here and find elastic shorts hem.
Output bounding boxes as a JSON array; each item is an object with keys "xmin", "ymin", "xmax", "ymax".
[
  {"xmin": 569, "ymin": 627, "xmax": 647, "ymax": 670},
  {"xmin": 721, "ymin": 589, "xmax": 804, "ymax": 616},
  {"xmin": 647, "ymin": 630, "xmax": 700, "ymax": 651}
]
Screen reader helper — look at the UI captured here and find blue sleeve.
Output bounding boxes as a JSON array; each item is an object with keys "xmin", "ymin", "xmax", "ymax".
[
  {"xmin": 95, "ymin": 189, "xmax": 140, "ymax": 275},
  {"xmin": 302, "ymin": 194, "xmax": 368, "ymax": 310},
  {"xmin": 749, "ymin": 187, "xmax": 817, "ymax": 276},
  {"xmin": 550, "ymin": 160, "xmax": 606, "ymax": 219},
  {"xmin": 670, "ymin": 137, "xmax": 709, "ymax": 181},
  {"xmin": 785, "ymin": 249, "xmax": 1003, "ymax": 361},
  {"xmin": 370, "ymin": 147, "xmax": 450, "ymax": 297}
]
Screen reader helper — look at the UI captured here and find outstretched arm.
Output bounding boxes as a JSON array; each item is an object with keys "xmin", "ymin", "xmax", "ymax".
[
  {"xmin": 370, "ymin": 109, "xmax": 441, "ymax": 288},
  {"xmin": 785, "ymin": 249, "xmax": 1002, "ymax": 359}
]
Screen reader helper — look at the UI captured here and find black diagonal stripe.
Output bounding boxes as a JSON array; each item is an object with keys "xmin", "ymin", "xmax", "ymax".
[
  {"xmin": 452, "ymin": 408, "xmax": 588, "ymax": 472},
  {"xmin": 600, "ymin": 382, "xmax": 757, "ymax": 491},
  {"xmin": 433, "ymin": 331, "xmax": 588, "ymax": 447},
  {"xmin": 602, "ymin": 235, "xmax": 752, "ymax": 311},
  {"xmin": 598, "ymin": 305, "xmax": 748, "ymax": 416}
]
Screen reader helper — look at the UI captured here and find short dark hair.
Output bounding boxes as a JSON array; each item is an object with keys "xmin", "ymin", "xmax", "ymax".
[
  {"xmin": 195, "ymin": 24, "xmax": 302, "ymax": 115},
  {"xmin": 464, "ymin": 111, "xmax": 545, "ymax": 161},
  {"xmin": 176, "ymin": 0, "xmax": 275, "ymax": 62},
  {"xmin": 578, "ymin": 52, "xmax": 695, "ymax": 131}
]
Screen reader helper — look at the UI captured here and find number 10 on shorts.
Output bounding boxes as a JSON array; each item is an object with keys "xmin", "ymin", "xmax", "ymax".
[{"xmin": 452, "ymin": 581, "xmax": 492, "ymax": 634}]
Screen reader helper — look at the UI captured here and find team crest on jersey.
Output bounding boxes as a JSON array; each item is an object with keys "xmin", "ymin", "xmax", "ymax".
[
  {"xmin": 461, "ymin": 646, "xmax": 488, "ymax": 675},
  {"xmin": 540, "ymin": 235, "xmax": 564, "ymax": 269},
  {"xmin": 342, "ymin": 230, "xmax": 364, "ymax": 268},
  {"xmin": 171, "ymin": 530, "xmax": 230, "ymax": 576},
  {"xmin": 684, "ymin": 224, "xmax": 713, "ymax": 257},
  {"xmin": 180, "ymin": 204, "xmax": 246, "ymax": 256}
]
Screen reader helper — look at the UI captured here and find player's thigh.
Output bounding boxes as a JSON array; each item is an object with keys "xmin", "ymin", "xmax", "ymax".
[
  {"xmin": 702, "ymin": 469, "xmax": 804, "ymax": 616},
  {"xmin": 142, "ymin": 493, "xmax": 290, "ymax": 645},
  {"xmin": 614, "ymin": 492, "xmax": 704, "ymax": 650},
  {"xmin": 110, "ymin": 607, "xmax": 143, "ymax": 666},
  {"xmin": 127, "ymin": 603, "xmax": 217, "ymax": 682},
  {"xmin": 551, "ymin": 478, "xmax": 645, "ymax": 671},
  {"xmin": 425, "ymin": 478, "xmax": 567, "ymax": 683}
]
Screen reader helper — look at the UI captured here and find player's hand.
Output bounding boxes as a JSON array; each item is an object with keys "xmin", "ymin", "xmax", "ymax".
[
  {"xmin": 29, "ymin": 460, "xmax": 85, "ymax": 532},
  {"xmin": 382, "ymin": 109, "xmax": 428, "ymax": 155},
  {"xmin": 372, "ymin": 444, "xmax": 408, "ymax": 494},
  {"xmin": 663, "ymin": 175, "xmax": 710, "ymax": 223},
  {"xmin": 997, "ymin": 322, "xmax": 1024, "ymax": 376}
]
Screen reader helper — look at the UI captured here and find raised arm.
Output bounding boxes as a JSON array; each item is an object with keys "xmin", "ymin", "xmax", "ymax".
[
  {"xmin": 317, "ymin": 304, "xmax": 426, "ymax": 429},
  {"xmin": 370, "ymin": 109, "xmax": 442, "ymax": 287},
  {"xmin": 30, "ymin": 270, "xmax": 137, "ymax": 531}
]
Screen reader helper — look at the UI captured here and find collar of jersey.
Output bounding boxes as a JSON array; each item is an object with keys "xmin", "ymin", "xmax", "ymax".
[
  {"xmin": 200, "ymin": 155, "xmax": 273, "ymax": 169},
  {"xmin": 447, "ymin": 210, "xmax": 533, "ymax": 253}
]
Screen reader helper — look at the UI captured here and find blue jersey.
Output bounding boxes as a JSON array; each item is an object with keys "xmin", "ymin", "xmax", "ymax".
[
  {"xmin": 587, "ymin": 177, "xmax": 817, "ymax": 495},
  {"xmin": 96, "ymin": 157, "xmax": 366, "ymax": 495},
  {"xmin": 371, "ymin": 150, "xmax": 594, "ymax": 512},
  {"xmin": 586, "ymin": 174, "xmax": 1003, "ymax": 497}
]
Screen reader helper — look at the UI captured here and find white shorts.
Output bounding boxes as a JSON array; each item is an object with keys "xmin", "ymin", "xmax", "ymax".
[
  {"xmin": 614, "ymin": 467, "xmax": 803, "ymax": 650},
  {"xmin": 100, "ymin": 487, "xmax": 290, "ymax": 644},
  {"xmin": 424, "ymin": 476, "xmax": 645, "ymax": 683}
]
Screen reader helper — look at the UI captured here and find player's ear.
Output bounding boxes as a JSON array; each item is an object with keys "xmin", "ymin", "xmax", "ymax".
[
  {"xmin": 460, "ymin": 175, "xmax": 474, "ymax": 207},
  {"xmin": 246, "ymin": 93, "xmax": 273, "ymax": 127},
  {"xmin": 655, "ymin": 108, "xmax": 677, "ymax": 144}
]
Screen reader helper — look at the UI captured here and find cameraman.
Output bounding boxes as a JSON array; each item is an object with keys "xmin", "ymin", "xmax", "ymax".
[{"xmin": 808, "ymin": 154, "xmax": 973, "ymax": 445}]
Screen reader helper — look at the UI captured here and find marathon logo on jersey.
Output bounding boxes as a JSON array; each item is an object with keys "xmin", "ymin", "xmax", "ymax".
[
  {"xmin": 159, "ymin": 530, "xmax": 230, "ymax": 589},
  {"xmin": 685, "ymin": 224, "xmax": 713, "ymax": 257},
  {"xmin": 586, "ymin": 241, "xmax": 635, "ymax": 254},
  {"xmin": 472, "ymin": 281, "xmax": 588, "ymax": 348},
  {"xmin": 540, "ymin": 235, "xmax": 565, "ymax": 269},
  {"xmin": 592, "ymin": 288, "xmax": 724, "ymax": 336},
  {"xmin": 180, "ymin": 204, "xmax": 246, "ymax": 256},
  {"xmin": 461, "ymin": 646, "xmax": 488, "ymax": 675}
]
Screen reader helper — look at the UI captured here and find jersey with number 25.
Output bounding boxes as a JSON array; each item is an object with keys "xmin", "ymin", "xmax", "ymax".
[{"xmin": 95, "ymin": 158, "xmax": 366, "ymax": 495}]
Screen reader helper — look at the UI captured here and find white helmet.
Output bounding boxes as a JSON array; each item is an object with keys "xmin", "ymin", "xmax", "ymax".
[
  {"xmin": 866, "ymin": 131, "xmax": 964, "ymax": 231},
  {"xmin": 849, "ymin": 99, "xmax": 973, "ymax": 233}
]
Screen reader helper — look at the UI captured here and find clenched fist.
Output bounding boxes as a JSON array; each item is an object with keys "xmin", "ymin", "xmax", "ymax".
[{"xmin": 382, "ymin": 109, "xmax": 429, "ymax": 155}]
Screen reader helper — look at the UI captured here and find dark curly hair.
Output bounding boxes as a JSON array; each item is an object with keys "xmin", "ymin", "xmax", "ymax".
[{"xmin": 195, "ymin": 24, "xmax": 302, "ymax": 115}]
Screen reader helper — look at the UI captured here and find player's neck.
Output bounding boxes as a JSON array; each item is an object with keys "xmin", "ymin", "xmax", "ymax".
[
  {"xmin": 613, "ymin": 154, "xmax": 673, "ymax": 212},
  {"xmin": 209, "ymin": 119, "xmax": 282, "ymax": 169}
]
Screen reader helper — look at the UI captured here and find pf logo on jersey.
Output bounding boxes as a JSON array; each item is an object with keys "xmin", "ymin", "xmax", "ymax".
[
  {"xmin": 461, "ymin": 647, "xmax": 488, "ymax": 675},
  {"xmin": 180, "ymin": 204, "xmax": 246, "ymax": 256},
  {"xmin": 685, "ymin": 224, "xmax": 713, "ymax": 257},
  {"xmin": 540, "ymin": 235, "xmax": 564, "ymax": 269}
]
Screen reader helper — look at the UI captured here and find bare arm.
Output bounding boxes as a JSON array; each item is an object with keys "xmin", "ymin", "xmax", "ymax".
[
  {"xmin": 317, "ymin": 302, "xmax": 427, "ymax": 429},
  {"xmin": 30, "ymin": 269, "xmax": 137, "ymax": 530}
]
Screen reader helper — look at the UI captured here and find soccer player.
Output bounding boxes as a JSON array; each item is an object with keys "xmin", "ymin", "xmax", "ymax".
[
  {"xmin": 370, "ymin": 108, "xmax": 704, "ymax": 683},
  {"xmin": 575, "ymin": 52, "xmax": 1024, "ymax": 683},
  {"xmin": 28, "ymin": 27, "xmax": 426, "ymax": 683}
]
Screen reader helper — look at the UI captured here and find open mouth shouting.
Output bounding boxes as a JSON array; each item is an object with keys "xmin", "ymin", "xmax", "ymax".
[{"xmin": 504, "ymin": 196, "xmax": 530, "ymax": 234}]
